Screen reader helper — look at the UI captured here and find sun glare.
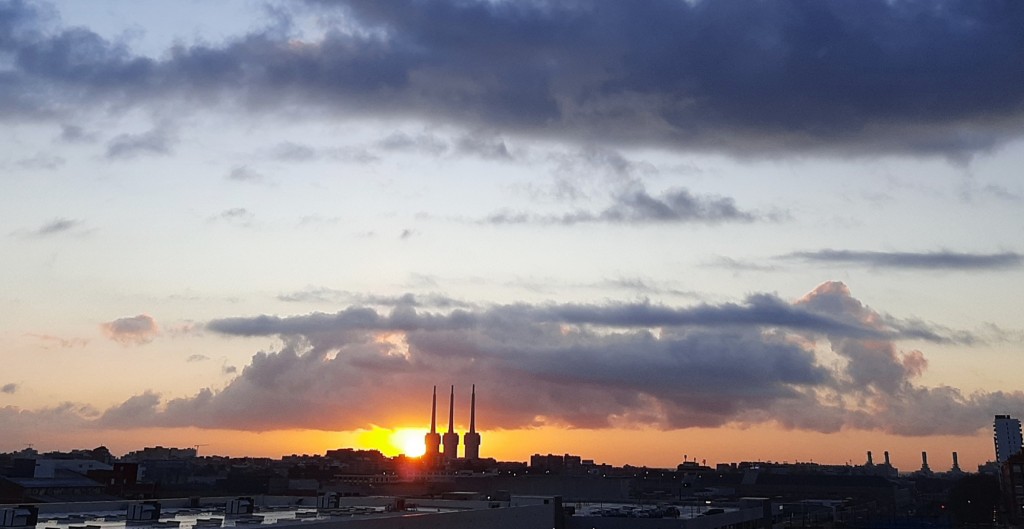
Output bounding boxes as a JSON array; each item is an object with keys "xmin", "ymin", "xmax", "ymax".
[{"xmin": 356, "ymin": 426, "xmax": 426, "ymax": 457}]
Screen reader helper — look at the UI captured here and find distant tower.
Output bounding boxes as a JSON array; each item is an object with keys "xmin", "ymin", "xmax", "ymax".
[
  {"xmin": 423, "ymin": 386, "xmax": 441, "ymax": 466},
  {"xmin": 464, "ymin": 384, "xmax": 481, "ymax": 460},
  {"xmin": 883, "ymin": 451, "xmax": 891, "ymax": 467},
  {"xmin": 442, "ymin": 385, "xmax": 460, "ymax": 462},
  {"xmin": 951, "ymin": 452, "xmax": 962, "ymax": 474},
  {"xmin": 995, "ymin": 415, "xmax": 1023, "ymax": 464},
  {"xmin": 920, "ymin": 451, "xmax": 931, "ymax": 474},
  {"xmin": 866, "ymin": 451, "xmax": 874, "ymax": 466}
]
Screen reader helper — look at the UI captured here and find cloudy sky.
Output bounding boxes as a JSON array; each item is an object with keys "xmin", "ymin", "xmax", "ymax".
[{"xmin": 2, "ymin": 0, "xmax": 1023, "ymax": 470}]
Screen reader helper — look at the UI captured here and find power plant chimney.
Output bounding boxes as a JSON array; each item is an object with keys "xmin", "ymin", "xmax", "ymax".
[
  {"xmin": 952, "ymin": 451, "xmax": 962, "ymax": 473},
  {"xmin": 866, "ymin": 451, "xmax": 874, "ymax": 466},
  {"xmin": 884, "ymin": 451, "xmax": 891, "ymax": 466},
  {"xmin": 920, "ymin": 451, "xmax": 931, "ymax": 474},
  {"xmin": 423, "ymin": 386, "xmax": 441, "ymax": 466},
  {"xmin": 464, "ymin": 384, "xmax": 481, "ymax": 460},
  {"xmin": 442, "ymin": 385, "xmax": 460, "ymax": 461}
]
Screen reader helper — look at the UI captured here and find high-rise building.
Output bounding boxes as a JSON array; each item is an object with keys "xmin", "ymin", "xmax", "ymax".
[
  {"xmin": 464, "ymin": 385, "xmax": 481, "ymax": 460},
  {"xmin": 442, "ymin": 385, "xmax": 460, "ymax": 462},
  {"xmin": 995, "ymin": 414, "xmax": 1023, "ymax": 464},
  {"xmin": 423, "ymin": 386, "xmax": 441, "ymax": 466}
]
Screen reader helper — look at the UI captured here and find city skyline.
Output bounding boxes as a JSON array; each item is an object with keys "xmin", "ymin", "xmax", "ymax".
[{"xmin": 2, "ymin": 0, "xmax": 1023, "ymax": 472}]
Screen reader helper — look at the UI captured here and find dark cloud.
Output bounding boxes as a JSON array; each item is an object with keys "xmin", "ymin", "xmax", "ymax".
[
  {"xmin": 90, "ymin": 281, "xmax": 1020, "ymax": 435},
  {"xmin": 100, "ymin": 314, "xmax": 159, "ymax": 345},
  {"xmin": 1, "ymin": 383, "xmax": 17, "ymax": 394},
  {"xmin": 2, "ymin": 0, "xmax": 1022, "ymax": 157},
  {"xmin": 484, "ymin": 187, "xmax": 758, "ymax": 225},
  {"xmin": 784, "ymin": 249, "xmax": 1023, "ymax": 270}
]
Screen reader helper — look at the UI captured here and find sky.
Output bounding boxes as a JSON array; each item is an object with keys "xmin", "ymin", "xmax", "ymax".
[{"xmin": 1, "ymin": 0, "xmax": 1023, "ymax": 472}]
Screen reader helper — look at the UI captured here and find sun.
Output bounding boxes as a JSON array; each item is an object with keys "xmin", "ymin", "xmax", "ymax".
[{"xmin": 390, "ymin": 428, "xmax": 426, "ymax": 457}]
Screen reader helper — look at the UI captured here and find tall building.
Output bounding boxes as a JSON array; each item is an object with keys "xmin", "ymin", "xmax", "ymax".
[
  {"xmin": 442, "ymin": 385, "xmax": 460, "ymax": 462},
  {"xmin": 423, "ymin": 386, "xmax": 441, "ymax": 466},
  {"xmin": 995, "ymin": 414, "xmax": 1023, "ymax": 464},
  {"xmin": 464, "ymin": 384, "xmax": 481, "ymax": 460}
]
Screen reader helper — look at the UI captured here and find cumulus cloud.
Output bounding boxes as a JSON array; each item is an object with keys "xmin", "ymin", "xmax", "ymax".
[
  {"xmin": 100, "ymin": 314, "xmax": 160, "ymax": 345},
  {"xmin": 484, "ymin": 187, "xmax": 758, "ymax": 225},
  {"xmin": 1, "ymin": 0, "xmax": 1022, "ymax": 157},
  {"xmin": 86, "ymin": 282, "xmax": 1020, "ymax": 437},
  {"xmin": 784, "ymin": 249, "xmax": 1023, "ymax": 270}
]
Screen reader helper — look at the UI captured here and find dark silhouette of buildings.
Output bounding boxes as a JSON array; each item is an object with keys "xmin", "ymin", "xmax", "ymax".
[{"xmin": 995, "ymin": 414, "xmax": 1023, "ymax": 464}]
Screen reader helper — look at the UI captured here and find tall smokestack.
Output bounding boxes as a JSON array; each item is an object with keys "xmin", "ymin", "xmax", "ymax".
[
  {"xmin": 442, "ymin": 385, "xmax": 459, "ymax": 462},
  {"xmin": 884, "ymin": 451, "xmax": 891, "ymax": 466},
  {"xmin": 920, "ymin": 451, "xmax": 931, "ymax": 473},
  {"xmin": 423, "ymin": 386, "xmax": 441, "ymax": 466},
  {"xmin": 448, "ymin": 386, "xmax": 455, "ymax": 433},
  {"xmin": 431, "ymin": 386, "xmax": 437, "ymax": 434},
  {"xmin": 952, "ymin": 451, "xmax": 961, "ymax": 472},
  {"xmin": 464, "ymin": 384, "xmax": 481, "ymax": 460},
  {"xmin": 866, "ymin": 451, "xmax": 874, "ymax": 466}
]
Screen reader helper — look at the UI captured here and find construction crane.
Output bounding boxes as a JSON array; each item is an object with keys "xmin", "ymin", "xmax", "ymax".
[{"xmin": 192, "ymin": 444, "xmax": 209, "ymax": 456}]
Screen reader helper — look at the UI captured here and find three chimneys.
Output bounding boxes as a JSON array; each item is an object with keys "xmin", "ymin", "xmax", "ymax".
[{"xmin": 424, "ymin": 385, "xmax": 480, "ymax": 465}]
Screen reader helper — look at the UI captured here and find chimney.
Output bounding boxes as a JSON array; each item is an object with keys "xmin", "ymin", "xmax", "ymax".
[
  {"xmin": 866, "ymin": 451, "xmax": 874, "ymax": 466},
  {"xmin": 464, "ymin": 384, "xmax": 481, "ymax": 460},
  {"xmin": 884, "ymin": 451, "xmax": 891, "ymax": 466},
  {"xmin": 442, "ymin": 385, "xmax": 459, "ymax": 461}
]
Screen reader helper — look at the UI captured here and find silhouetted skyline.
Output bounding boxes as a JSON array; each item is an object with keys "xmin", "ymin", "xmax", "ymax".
[{"xmin": 1, "ymin": 0, "xmax": 1022, "ymax": 471}]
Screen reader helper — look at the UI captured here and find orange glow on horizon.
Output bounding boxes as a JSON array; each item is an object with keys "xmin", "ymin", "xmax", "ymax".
[{"xmin": 356, "ymin": 426, "xmax": 426, "ymax": 457}]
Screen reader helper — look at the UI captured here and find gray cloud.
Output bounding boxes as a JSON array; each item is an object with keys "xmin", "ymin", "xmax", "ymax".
[
  {"xmin": 278, "ymin": 288, "xmax": 473, "ymax": 310},
  {"xmin": 16, "ymin": 153, "xmax": 65, "ymax": 169},
  {"xmin": 2, "ymin": 0, "xmax": 1022, "ymax": 157},
  {"xmin": 267, "ymin": 141, "xmax": 377, "ymax": 163},
  {"xmin": 186, "ymin": 354, "xmax": 209, "ymax": 362},
  {"xmin": 58, "ymin": 123, "xmax": 97, "ymax": 143},
  {"xmin": 376, "ymin": 131, "xmax": 449, "ymax": 155},
  {"xmin": 100, "ymin": 314, "xmax": 159, "ymax": 345},
  {"xmin": 210, "ymin": 207, "xmax": 254, "ymax": 226},
  {"xmin": 89, "ymin": 281, "xmax": 1019, "ymax": 435},
  {"xmin": 227, "ymin": 165, "xmax": 267, "ymax": 183},
  {"xmin": 1, "ymin": 383, "xmax": 17, "ymax": 394},
  {"xmin": 784, "ymin": 249, "xmax": 1023, "ymax": 270},
  {"xmin": 485, "ymin": 187, "xmax": 757, "ymax": 225},
  {"xmin": 30, "ymin": 217, "xmax": 80, "ymax": 236},
  {"xmin": 105, "ymin": 125, "xmax": 175, "ymax": 159}
]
